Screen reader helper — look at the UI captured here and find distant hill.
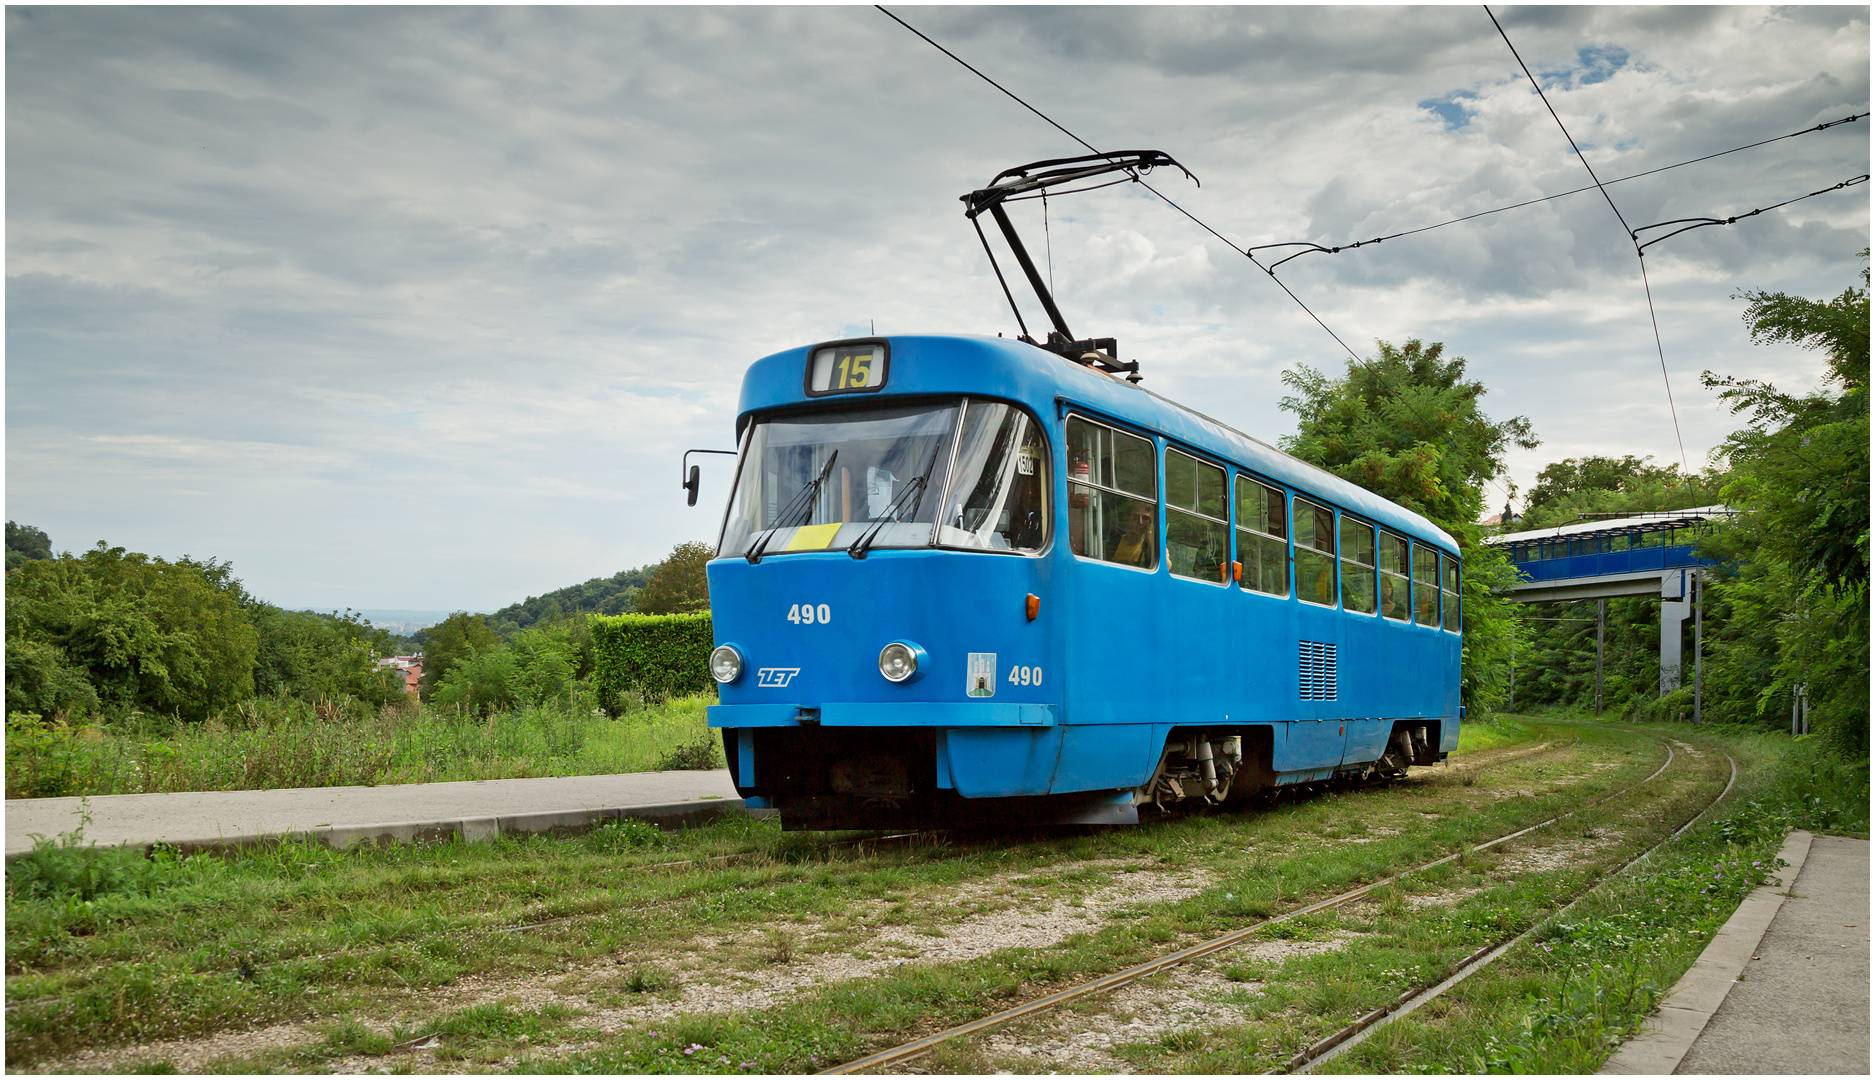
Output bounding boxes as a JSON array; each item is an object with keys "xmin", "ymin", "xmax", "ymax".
[{"xmin": 484, "ymin": 566, "xmax": 657, "ymax": 637}]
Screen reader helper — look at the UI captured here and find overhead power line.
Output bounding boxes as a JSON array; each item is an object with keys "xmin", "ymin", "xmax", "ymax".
[
  {"xmin": 875, "ymin": 5, "xmax": 1520, "ymax": 506},
  {"xmin": 1634, "ymin": 173, "xmax": 1870, "ymax": 251},
  {"xmin": 1252, "ymin": 112, "xmax": 1869, "ymax": 270},
  {"xmin": 873, "ymin": 6, "xmax": 1099, "ymax": 156},
  {"xmin": 874, "ymin": 4, "xmax": 1364, "ymax": 362},
  {"xmin": 1486, "ymin": 5, "xmax": 1689, "ymax": 473}
]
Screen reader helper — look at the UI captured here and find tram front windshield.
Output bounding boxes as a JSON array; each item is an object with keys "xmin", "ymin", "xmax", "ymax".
[{"xmin": 718, "ymin": 399, "xmax": 1051, "ymax": 558}]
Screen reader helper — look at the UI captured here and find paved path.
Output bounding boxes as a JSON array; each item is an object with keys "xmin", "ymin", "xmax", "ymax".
[
  {"xmin": 5, "ymin": 770, "xmax": 744, "ymax": 858},
  {"xmin": 1602, "ymin": 831, "xmax": 1870, "ymax": 1075},
  {"xmin": 1676, "ymin": 834, "xmax": 1869, "ymax": 1074}
]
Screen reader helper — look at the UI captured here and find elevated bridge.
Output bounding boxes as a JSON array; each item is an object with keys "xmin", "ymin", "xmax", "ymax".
[{"xmin": 1485, "ymin": 506, "xmax": 1732, "ymax": 696}]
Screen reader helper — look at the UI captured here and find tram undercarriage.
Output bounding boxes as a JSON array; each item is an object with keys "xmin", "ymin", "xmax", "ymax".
[{"xmin": 728, "ymin": 720, "xmax": 1447, "ymax": 830}]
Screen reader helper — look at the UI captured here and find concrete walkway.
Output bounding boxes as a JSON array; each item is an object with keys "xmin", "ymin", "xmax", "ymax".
[
  {"xmin": 4, "ymin": 770, "xmax": 744, "ymax": 858},
  {"xmin": 1602, "ymin": 830, "xmax": 1870, "ymax": 1075}
]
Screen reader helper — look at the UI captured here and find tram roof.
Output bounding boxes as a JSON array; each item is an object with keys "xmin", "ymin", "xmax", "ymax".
[
  {"xmin": 1486, "ymin": 505, "xmax": 1733, "ymax": 545},
  {"xmin": 737, "ymin": 333, "xmax": 1459, "ymax": 555}
]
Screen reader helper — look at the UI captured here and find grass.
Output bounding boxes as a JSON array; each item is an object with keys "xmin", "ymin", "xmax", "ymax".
[
  {"xmin": 5, "ymin": 693, "xmax": 719, "ymax": 798},
  {"xmin": 2, "ymin": 717, "xmax": 1612, "ymax": 1070},
  {"xmin": 908, "ymin": 720, "xmax": 1737, "ymax": 1075},
  {"xmin": 7, "ymin": 718, "xmax": 1857, "ymax": 1074},
  {"xmin": 1312, "ymin": 728, "xmax": 1867, "ymax": 1075}
]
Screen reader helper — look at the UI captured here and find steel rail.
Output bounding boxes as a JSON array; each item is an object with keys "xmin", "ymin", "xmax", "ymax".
[
  {"xmin": 817, "ymin": 736, "xmax": 1675, "ymax": 1075},
  {"xmin": 1291, "ymin": 750, "xmax": 1739, "ymax": 1074}
]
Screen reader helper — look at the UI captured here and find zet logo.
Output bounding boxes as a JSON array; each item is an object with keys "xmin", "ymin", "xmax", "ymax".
[{"xmin": 756, "ymin": 667, "xmax": 801, "ymax": 688}]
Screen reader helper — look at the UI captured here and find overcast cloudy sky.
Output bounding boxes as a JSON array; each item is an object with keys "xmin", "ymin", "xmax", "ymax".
[{"xmin": 7, "ymin": 5, "xmax": 1868, "ymax": 613}]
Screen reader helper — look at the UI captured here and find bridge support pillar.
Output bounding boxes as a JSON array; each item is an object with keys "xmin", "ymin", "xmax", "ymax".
[{"xmin": 1660, "ymin": 569, "xmax": 1689, "ymax": 694}]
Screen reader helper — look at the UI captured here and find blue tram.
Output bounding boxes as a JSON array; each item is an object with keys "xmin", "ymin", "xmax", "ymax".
[{"xmin": 701, "ymin": 333, "xmax": 1462, "ymax": 828}]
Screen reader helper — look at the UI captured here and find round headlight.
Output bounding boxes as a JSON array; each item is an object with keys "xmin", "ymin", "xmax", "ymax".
[
  {"xmin": 709, "ymin": 644, "xmax": 744, "ymax": 684},
  {"xmin": 878, "ymin": 641, "xmax": 925, "ymax": 684}
]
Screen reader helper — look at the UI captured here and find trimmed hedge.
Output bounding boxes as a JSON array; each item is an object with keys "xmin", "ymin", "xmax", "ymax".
[{"xmin": 591, "ymin": 613, "xmax": 714, "ymax": 713}]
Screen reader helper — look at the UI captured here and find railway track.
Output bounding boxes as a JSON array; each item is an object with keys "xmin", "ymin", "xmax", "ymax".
[
  {"xmin": 1289, "ymin": 750, "xmax": 1737, "ymax": 1074},
  {"xmin": 624, "ymin": 735, "xmax": 1578, "ymax": 885},
  {"xmin": 819, "ymin": 733, "xmax": 1726, "ymax": 1075}
]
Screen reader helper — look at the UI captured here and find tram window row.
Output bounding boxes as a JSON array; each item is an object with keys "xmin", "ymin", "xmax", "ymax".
[
  {"xmin": 1063, "ymin": 412, "xmax": 1462, "ymax": 633},
  {"xmin": 1502, "ymin": 523, "xmax": 1715, "ymax": 563}
]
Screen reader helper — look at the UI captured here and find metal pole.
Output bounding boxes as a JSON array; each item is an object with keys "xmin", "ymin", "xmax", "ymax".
[
  {"xmin": 1693, "ymin": 570, "xmax": 1703, "ymax": 724},
  {"xmin": 1509, "ymin": 632, "xmax": 1515, "ymax": 713},
  {"xmin": 987, "ymin": 203, "xmax": 1075, "ymax": 343},
  {"xmin": 1595, "ymin": 598, "xmax": 1605, "ymax": 716}
]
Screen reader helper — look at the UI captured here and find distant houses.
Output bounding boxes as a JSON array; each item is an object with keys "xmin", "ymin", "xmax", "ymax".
[{"xmin": 377, "ymin": 655, "xmax": 423, "ymax": 695}]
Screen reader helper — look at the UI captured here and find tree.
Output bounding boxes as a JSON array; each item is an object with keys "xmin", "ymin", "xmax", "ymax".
[
  {"xmin": 1281, "ymin": 339, "xmax": 1539, "ymax": 715},
  {"xmin": 7, "ymin": 521, "xmax": 53, "ymax": 571},
  {"xmin": 634, "ymin": 541, "xmax": 713, "ymax": 615},
  {"xmin": 1707, "ymin": 259, "xmax": 1869, "ymax": 587},
  {"xmin": 1697, "ymin": 255, "xmax": 1869, "ymax": 753},
  {"xmin": 1520, "ymin": 456, "xmax": 1726, "ymax": 530},
  {"xmin": 419, "ymin": 612, "xmax": 499, "ymax": 699},
  {"xmin": 484, "ymin": 566, "xmax": 655, "ymax": 637},
  {"xmin": 5, "ymin": 544, "xmax": 258, "ymax": 722},
  {"xmin": 248, "ymin": 606, "xmax": 404, "ymax": 707}
]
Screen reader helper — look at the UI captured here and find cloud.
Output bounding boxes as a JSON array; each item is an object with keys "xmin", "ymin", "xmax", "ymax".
[{"xmin": 6, "ymin": 5, "xmax": 1867, "ymax": 607}]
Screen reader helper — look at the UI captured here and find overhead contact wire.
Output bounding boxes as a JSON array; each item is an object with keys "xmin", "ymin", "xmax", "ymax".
[
  {"xmin": 874, "ymin": 5, "xmax": 1100, "ymax": 157},
  {"xmin": 876, "ymin": 4, "xmax": 1366, "ymax": 363},
  {"xmin": 1254, "ymin": 112, "xmax": 1868, "ymax": 267},
  {"xmin": 1634, "ymin": 173, "xmax": 1871, "ymax": 250},
  {"xmin": 1485, "ymin": 4, "xmax": 1689, "ymax": 472}
]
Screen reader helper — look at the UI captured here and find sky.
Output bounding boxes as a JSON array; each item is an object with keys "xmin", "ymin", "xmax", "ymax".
[{"xmin": 6, "ymin": 5, "xmax": 1868, "ymax": 614}]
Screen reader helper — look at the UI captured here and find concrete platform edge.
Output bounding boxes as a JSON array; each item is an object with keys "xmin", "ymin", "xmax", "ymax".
[
  {"xmin": 1598, "ymin": 829, "xmax": 1816, "ymax": 1075},
  {"xmin": 4, "ymin": 798, "xmax": 753, "ymax": 860}
]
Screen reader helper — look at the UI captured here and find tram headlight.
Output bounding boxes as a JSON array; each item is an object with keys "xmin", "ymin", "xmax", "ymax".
[
  {"xmin": 878, "ymin": 641, "xmax": 927, "ymax": 684},
  {"xmin": 709, "ymin": 644, "xmax": 745, "ymax": 684}
]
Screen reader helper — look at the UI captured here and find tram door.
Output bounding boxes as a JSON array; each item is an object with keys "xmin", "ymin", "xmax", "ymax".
[
  {"xmin": 1052, "ymin": 418, "xmax": 1177, "ymax": 792},
  {"xmin": 1279, "ymin": 497, "xmax": 1348, "ymax": 774}
]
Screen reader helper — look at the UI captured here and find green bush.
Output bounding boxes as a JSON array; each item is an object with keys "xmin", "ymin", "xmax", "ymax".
[
  {"xmin": 7, "ymin": 711, "xmax": 90, "ymax": 798},
  {"xmin": 7, "ymin": 810, "xmax": 175, "ymax": 903},
  {"xmin": 591, "ymin": 613, "xmax": 714, "ymax": 713},
  {"xmin": 430, "ymin": 623, "xmax": 589, "ymax": 715},
  {"xmin": 6, "ymin": 545, "xmax": 258, "ymax": 722},
  {"xmin": 5, "ymin": 638, "xmax": 101, "ymax": 719},
  {"xmin": 655, "ymin": 732, "xmax": 725, "ymax": 771},
  {"xmin": 430, "ymin": 647, "xmax": 521, "ymax": 715},
  {"xmin": 248, "ymin": 606, "xmax": 403, "ymax": 708}
]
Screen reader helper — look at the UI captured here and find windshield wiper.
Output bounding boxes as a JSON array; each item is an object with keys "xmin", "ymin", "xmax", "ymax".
[
  {"xmin": 745, "ymin": 451, "xmax": 838, "ymax": 565},
  {"xmin": 847, "ymin": 443, "xmax": 945, "ymax": 559}
]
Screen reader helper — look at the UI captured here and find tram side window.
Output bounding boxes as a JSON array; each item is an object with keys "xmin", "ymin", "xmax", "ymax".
[
  {"xmin": 1165, "ymin": 448, "xmax": 1229, "ymax": 583},
  {"xmin": 1340, "ymin": 518, "xmax": 1377, "ymax": 614},
  {"xmin": 1295, "ymin": 499, "xmax": 1337, "ymax": 606},
  {"xmin": 1235, "ymin": 476, "xmax": 1288, "ymax": 596},
  {"xmin": 1378, "ymin": 532, "xmax": 1410, "ymax": 621},
  {"xmin": 938, "ymin": 400, "xmax": 1051, "ymax": 553},
  {"xmin": 1441, "ymin": 556, "xmax": 1461, "ymax": 633},
  {"xmin": 1066, "ymin": 417, "xmax": 1158, "ymax": 569},
  {"xmin": 1412, "ymin": 546, "xmax": 1440, "ymax": 626}
]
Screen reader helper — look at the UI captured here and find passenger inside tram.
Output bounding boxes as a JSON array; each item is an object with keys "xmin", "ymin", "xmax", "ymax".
[
  {"xmin": 1380, "ymin": 575, "xmax": 1402, "ymax": 619},
  {"xmin": 1112, "ymin": 502, "xmax": 1157, "ymax": 568}
]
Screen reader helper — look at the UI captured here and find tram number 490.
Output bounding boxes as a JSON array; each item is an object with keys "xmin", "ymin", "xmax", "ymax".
[
  {"xmin": 786, "ymin": 603, "xmax": 832, "ymax": 625},
  {"xmin": 1008, "ymin": 665, "xmax": 1043, "ymax": 687}
]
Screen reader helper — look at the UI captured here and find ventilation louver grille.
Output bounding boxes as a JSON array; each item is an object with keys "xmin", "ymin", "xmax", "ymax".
[{"xmin": 1299, "ymin": 640, "xmax": 1338, "ymax": 701}]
